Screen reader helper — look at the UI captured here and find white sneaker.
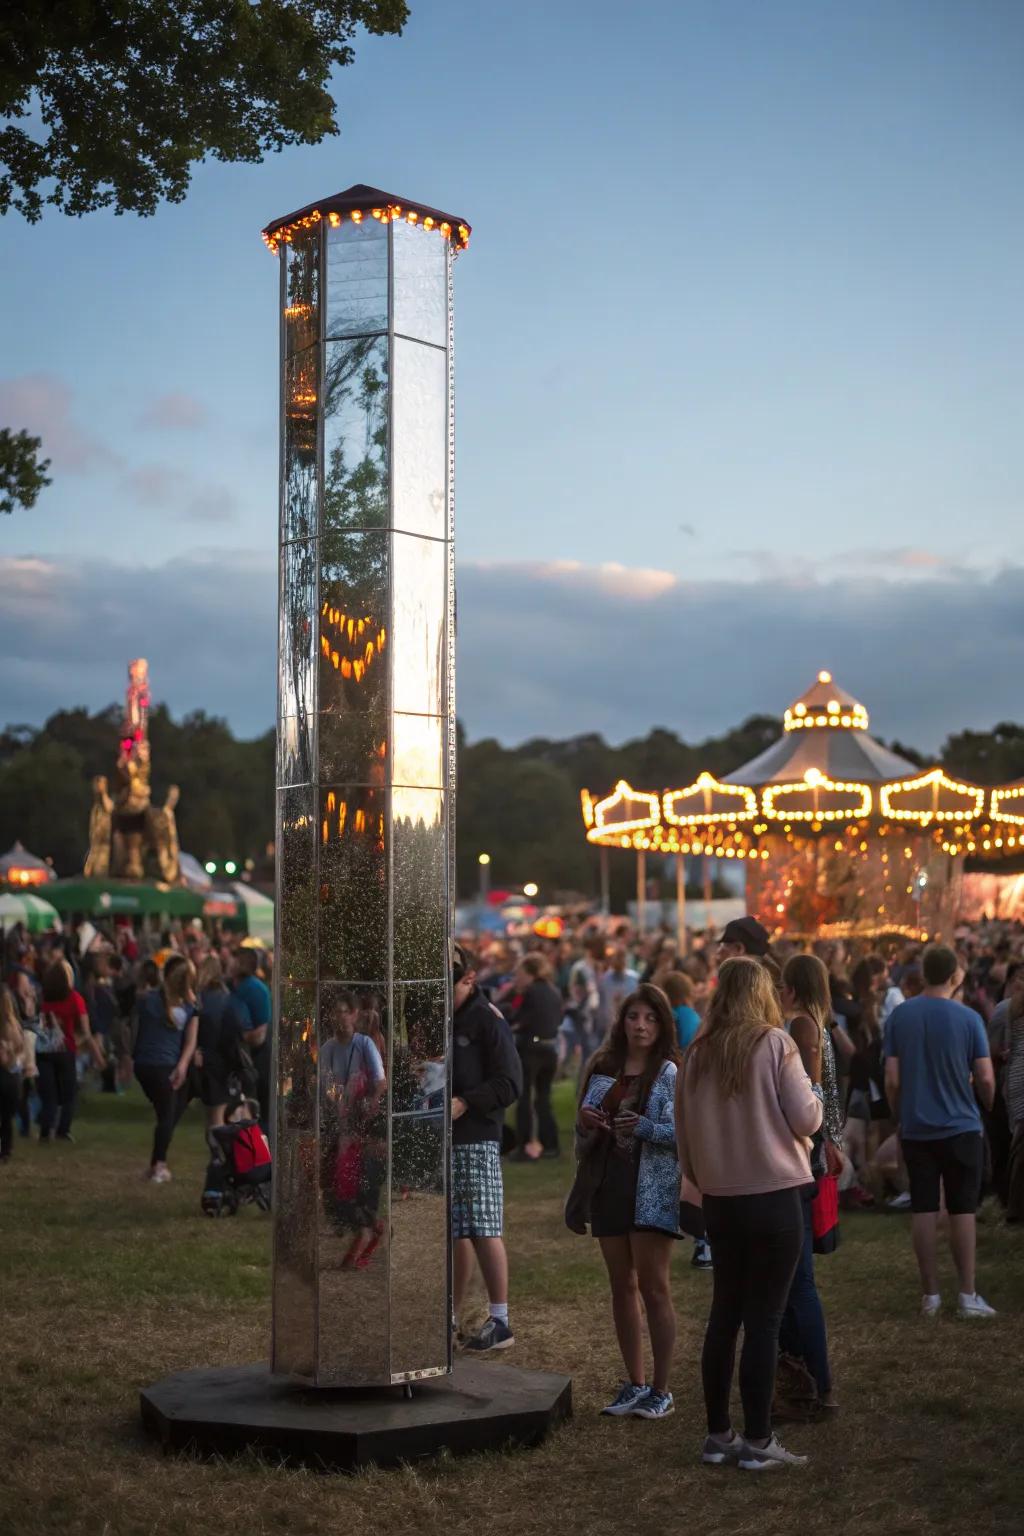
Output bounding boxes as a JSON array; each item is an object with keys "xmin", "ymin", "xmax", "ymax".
[
  {"xmin": 150, "ymin": 1166, "xmax": 172, "ymax": 1184},
  {"xmin": 957, "ymin": 1292, "xmax": 996, "ymax": 1319},
  {"xmin": 887, "ymin": 1192, "xmax": 912, "ymax": 1210},
  {"xmin": 738, "ymin": 1434, "xmax": 808, "ymax": 1471},
  {"xmin": 921, "ymin": 1293, "xmax": 942, "ymax": 1317}
]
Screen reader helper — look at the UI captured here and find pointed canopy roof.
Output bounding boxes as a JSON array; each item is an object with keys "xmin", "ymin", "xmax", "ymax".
[
  {"xmin": 262, "ymin": 184, "xmax": 471, "ymax": 253},
  {"xmin": 724, "ymin": 672, "xmax": 918, "ymax": 787}
]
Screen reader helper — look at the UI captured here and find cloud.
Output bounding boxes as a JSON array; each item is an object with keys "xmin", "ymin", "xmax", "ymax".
[
  {"xmin": 123, "ymin": 464, "xmax": 238, "ymax": 523},
  {"xmin": 2, "ymin": 554, "xmax": 1023, "ymax": 756},
  {"xmin": 0, "ymin": 373, "xmax": 115, "ymax": 472},
  {"xmin": 732, "ymin": 545, "xmax": 978, "ymax": 584},
  {"xmin": 138, "ymin": 393, "xmax": 207, "ymax": 431}
]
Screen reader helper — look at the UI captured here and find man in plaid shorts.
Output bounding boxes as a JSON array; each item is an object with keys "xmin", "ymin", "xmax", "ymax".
[{"xmin": 452, "ymin": 943, "xmax": 523, "ymax": 1352}]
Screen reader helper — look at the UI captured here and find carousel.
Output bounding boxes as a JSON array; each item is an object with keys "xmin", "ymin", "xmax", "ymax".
[{"xmin": 582, "ymin": 671, "xmax": 1024, "ymax": 942}]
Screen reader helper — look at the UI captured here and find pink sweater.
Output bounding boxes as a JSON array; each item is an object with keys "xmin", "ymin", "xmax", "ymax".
[{"xmin": 679, "ymin": 1028, "xmax": 821, "ymax": 1197}]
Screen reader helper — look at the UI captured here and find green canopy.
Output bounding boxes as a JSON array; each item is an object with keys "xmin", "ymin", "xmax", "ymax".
[
  {"xmin": 44, "ymin": 879, "xmax": 205, "ymax": 918},
  {"xmin": 203, "ymin": 883, "xmax": 274, "ymax": 944},
  {"xmin": 0, "ymin": 892, "xmax": 62, "ymax": 933}
]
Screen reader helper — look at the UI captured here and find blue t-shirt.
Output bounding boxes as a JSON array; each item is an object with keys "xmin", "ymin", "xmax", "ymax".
[
  {"xmin": 234, "ymin": 975, "xmax": 271, "ymax": 1031},
  {"xmin": 883, "ymin": 996, "xmax": 990, "ymax": 1140},
  {"xmin": 674, "ymin": 1004, "xmax": 701, "ymax": 1050},
  {"xmin": 133, "ymin": 990, "xmax": 192, "ymax": 1068}
]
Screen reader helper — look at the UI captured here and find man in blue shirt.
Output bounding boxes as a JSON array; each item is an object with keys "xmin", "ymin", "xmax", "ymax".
[
  {"xmin": 884, "ymin": 944, "xmax": 996, "ymax": 1319},
  {"xmin": 232, "ymin": 949, "xmax": 272, "ymax": 1126}
]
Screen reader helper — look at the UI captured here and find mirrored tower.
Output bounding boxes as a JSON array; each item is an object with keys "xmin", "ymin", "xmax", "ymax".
[{"xmin": 264, "ymin": 186, "xmax": 470, "ymax": 1386}]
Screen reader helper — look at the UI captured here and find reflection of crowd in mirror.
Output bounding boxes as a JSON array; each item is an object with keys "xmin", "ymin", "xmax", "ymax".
[{"xmin": 320, "ymin": 989, "xmax": 387, "ymax": 1269}]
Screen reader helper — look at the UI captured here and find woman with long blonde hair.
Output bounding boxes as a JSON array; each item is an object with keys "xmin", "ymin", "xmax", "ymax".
[{"xmin": 678, "ymin": 957, "xmax": 821, "ymax": 1471}]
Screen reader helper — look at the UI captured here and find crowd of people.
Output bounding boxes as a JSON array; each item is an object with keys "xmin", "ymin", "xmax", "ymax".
[
  {"xmin": 1, "ymin": 918, "xmax": 272, "ymax": 1179},
  {"xmin": 450, "ymin": 912, "xmax": 1020, "ymax": 1469},
  {"xmin": 1, "ymin": 905, "xmax": 1020, "ymax": 1471}
]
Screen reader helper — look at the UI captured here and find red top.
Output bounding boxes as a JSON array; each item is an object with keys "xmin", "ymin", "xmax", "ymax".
[{"xmin": 43, "ymin": 992, "xmax": 88, "ymax": 1052}]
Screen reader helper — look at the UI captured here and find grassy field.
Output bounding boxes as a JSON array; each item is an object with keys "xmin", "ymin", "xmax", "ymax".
[{"xmin": 1, "ymin": 1082, "xmax": 1023, "ymax": 1536}]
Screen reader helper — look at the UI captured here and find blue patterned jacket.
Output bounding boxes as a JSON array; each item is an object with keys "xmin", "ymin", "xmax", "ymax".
[{"xmin": 580, "ymin": 1061, "xmax": 680, "ymax": 1235}]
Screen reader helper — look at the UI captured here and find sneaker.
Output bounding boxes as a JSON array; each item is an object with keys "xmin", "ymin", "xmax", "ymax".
[
  {"xmin": 601, "ymin": 1382, "xmax": 651, "ymax": 1417},
  {"xmin": 632, "ymin": 1389, "xmax": 674, "ymax": 1420},
  {"xmin": 149, "ymin": 1167, "xmax": 172, "ymax": 1184},
  {"xmin": 738, "ymin": 1434, "xmax": 808, "ymax": 1471},
  {"xmin": 701, "ymin": 1431, "xmax": 745, "ymax": 1466},
  {"xmin": 886, "ymin": 1192, "xmax": 912, "ymax": 1211},
  {"xmin": 691, "ymin": 1239, "xmax": 713, "ymax": 1270},
  {"xmin": 461, "ymin": 1318, "xmax": 515, "ymax": 1353},
  {"xmin": 921, "ymin": 1293, "xmax": 942, "ymax": 1317},
  {"xmin": 56, "ymin": 1132, "xmax": 76, "ymax": 1144},
  {"xmin": 957, "ymin": 1292, "xmax": 996, "ymax": 1319}
]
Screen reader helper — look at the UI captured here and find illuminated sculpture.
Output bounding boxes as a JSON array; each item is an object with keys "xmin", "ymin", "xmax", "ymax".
[
  {"xmin": 83, "ymin": 659, "xmax": 182, "ymax": 884},
  {"xmin": 267, "ymin": 186, "xmax": 465, "ymax": 1387},
  {"xmin": 583, "ymin": 671, "xmax": 1023, "ymax": 940}
]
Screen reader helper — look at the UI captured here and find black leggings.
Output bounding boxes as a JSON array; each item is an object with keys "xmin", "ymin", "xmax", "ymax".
[
  {"xmin": 134, "ymin": 1062, "xmax": 189, "ymax": 1165},
  {"xmin": 0, "ymin": 1067, "xmax": 20, "ymax": 1157},
  {"xmin": 702, "ymin": 1187, "xmax": 805, "ymax": 1441},
  {"xmin": 516, "ymin": 1042, "xmax": 559, "ymax": 1152},
  {"xmin": 36, "ymin": 1052, "xmax": 78, "ymax": 1138}
]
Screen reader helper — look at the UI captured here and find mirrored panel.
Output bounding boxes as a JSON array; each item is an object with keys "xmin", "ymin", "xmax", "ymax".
[
  {"xmin": 391, "ymin": 981, "xmax": 445, "ymax": 1115},
  {"xmin": 392, "ymin": 221, "xmax": 447, "ymax": 347},
  {"xmin": 277, "ymin": 787, "xmax": 316, "ymax": 982},
  {"xmin": 392, "ymin": 712, "xmax": 443, "ymax": 790},
  {"xmin": 326, "ymin": 217, "xmax": 388, "ymax": 339},
  {"xmin": 392, "ymin": 340, "xmax": 447, "ymax": 539},
  {"xmin": 323, "ymin": 336, "xmax": 388, "ymax": 534},
  {"xmin": 319, "ymin": 530, "xmax": 389, "ymax": 784},
  {"xmin": 271, "ymin": 980, "xmax": 317, "ymax": 1379},
  {"xmin": 392, "ymin": 533, "xmax": 446, "ymax": 715},
  {"xmin": 393, "ymin": 787, "xmax": 446, "ymax": 979},
  {"xmin": 284, "ymin": 229, "xmax": 320, "ymax": 356},
  {"xmin": 316, "ymin": 978, "xmax": 390, "ymax": 1384},
  {"xmin": 283, "ymin": 348, "xmax": 320, "ymax": 544},
  {"xmin": 280, "ymin": 535, "xmax": 317, "ymax": 718},
  {"xmin": 277, "ymin": 715, "xmax": 312, "ymax": 792},
  {"xmin": 318, "ymin": 785, "xmax": 388, "ymax": 982},
  {"xmin": 389, "ymin": 1112, "xmax": 448, "ymax": 1379}
]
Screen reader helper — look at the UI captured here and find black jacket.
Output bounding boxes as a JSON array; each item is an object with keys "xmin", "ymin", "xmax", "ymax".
[
  {"xmin": 511, "ymin": 978, "xmax": 563, "ymax": 1045},
  {"xmin": 452, "ymin": 988, "xmax": 523, "ymax": 1145}
]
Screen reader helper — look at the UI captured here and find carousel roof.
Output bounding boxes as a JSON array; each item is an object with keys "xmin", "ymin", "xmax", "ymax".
[{"xmin": 724, "ymin": 671, "xmax": 917, "ymax": 787}]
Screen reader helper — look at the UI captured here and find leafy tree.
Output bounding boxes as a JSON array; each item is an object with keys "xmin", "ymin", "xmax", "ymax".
[
  {"xmin": 0, "ymin": 428, "xmax": 51, "ymax": 513},
  {"xmin": 1, "ymin": 2, "xmax": 409, "ymax": 220}
]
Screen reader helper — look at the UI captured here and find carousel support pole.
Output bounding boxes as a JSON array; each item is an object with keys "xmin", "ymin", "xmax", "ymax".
[
  {"xmin": 636, "ymin": 849, "xmax": 647, "ymax": 935},
  {"xmin": 703, "ymin": 855, "xmax": 713, "ymax": 931},
  {"xmin": 676, "ymin": 854, "xmax": 687, "ymax": 955},
  {"xmin": 599, "ymin": 845, "xmax": 610, "ymax": 917}
]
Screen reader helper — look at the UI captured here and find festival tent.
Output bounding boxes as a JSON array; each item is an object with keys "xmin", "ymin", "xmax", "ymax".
[
  {"xmin": 44, "ymin": 879, "xmax": 205, "ymax": 919},
  {"xmin": 203, "ymin": 883, "xmax": 274, "ymax": 943},
  {"xmin": 0, "ymin": 842, "xmax": 54, "ymax": 887},
  {"xmin": 0, "ymin": 892, "xmax": 63, "ymax": 934}
]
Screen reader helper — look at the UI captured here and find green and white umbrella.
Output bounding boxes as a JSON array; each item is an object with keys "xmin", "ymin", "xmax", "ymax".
[{"xmin": 0, "ymin": 892, "xmax": 62, "ymax": 934}]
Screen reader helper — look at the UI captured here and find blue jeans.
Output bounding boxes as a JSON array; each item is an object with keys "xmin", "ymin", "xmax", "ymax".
[{"xmin": 778, "ymin": 1188, "xmax": 831, "ymax": 1396}]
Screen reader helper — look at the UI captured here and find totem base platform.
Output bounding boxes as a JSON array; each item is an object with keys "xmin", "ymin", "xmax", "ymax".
[{"xmin": 140, "ymin": 1359, "xmax": 572, "ymax": 1471}]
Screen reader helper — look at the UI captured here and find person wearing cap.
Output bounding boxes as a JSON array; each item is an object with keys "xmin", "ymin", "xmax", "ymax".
[
  {"xmin": 451, "ymin": 944, "xmax": 524, "ymax": 1353},
  {"xmin": 718, "ymin": 916, "xmax": 772, "ymax": 962}
]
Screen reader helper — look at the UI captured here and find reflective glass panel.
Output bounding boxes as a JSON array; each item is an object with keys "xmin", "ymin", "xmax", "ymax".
[
  {"xmin": 392, "ymin": 220, "xmax": 447, "ymax": 347},
  {"xmin": 283, "ymin": 348, "xmax": 320, "ymax": 544},
  {"xmin": 284, "ymin": 229, "xmax": 320, "ymax": 356},
  {"xmin": 323, "ymin": 336, "xmax": 388, "ymax": 534},
  {"xmin": 393, "ymin": 787, "xmax": 446, "ymax": 979},
  {"xmin": 278, "ymin": 537, "xmax": 316, "ymax": 784},
  {"xmin": 277, "ymin": 787, "xmax": 316, "ymax": 982},
  {"xmin": 272, "ymin": 981, "xmax": 317, "ymax": 1380},
  {"xmin": 392, "ymin": 533, "xmax": 446, "ymax": 716},
  {"xmin": 391, "ymin": 982, "xmax": 446, "ymax": 1115},
  {"xmin": 318, "ymin": 531, "xmax": 389, "ymax": 784},
  {"xmin": 389, "ymin": 1112, "xmax": 448, "ymax": 1379},
  {"xmin": 318, "ymin": 785, "xmax": 388, "ymax": 983},
  {"xmin": 392, "ymin": 340, "xmax": 447, "ymax": 539},
  {"xmin": 326, "ymin": 218, "xmax": 388, "ymax": 339},
  {"xmin": 315, "ymin": 978, "xmax": 390, "ymax": 1384},
  {"xmin": 392, "ymin": 712, "xmax": 443, "ymax": 789}
]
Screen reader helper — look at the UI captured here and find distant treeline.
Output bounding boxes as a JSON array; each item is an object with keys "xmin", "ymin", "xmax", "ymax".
[{"xmin": 2, "ymin": 705, "xmax": 1022, "ymax": 902}]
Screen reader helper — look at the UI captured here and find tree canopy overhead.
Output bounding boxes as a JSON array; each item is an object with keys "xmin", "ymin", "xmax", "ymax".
[
  {"xmin": 0, "ymin": 428, "xmax": 51, "ymax": 513},
  {"xmin": 1, "ymin": 1, "xmax": 409, "ymax": 220}
]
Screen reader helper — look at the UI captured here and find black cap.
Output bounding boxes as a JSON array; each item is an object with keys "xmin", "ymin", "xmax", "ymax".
[
  {"xmin": 453, "ymin": 943, "xmax": 472, "ymax": 983},
  {"xmin": 718, "ymin": 916, "xmax": 771, "ymax": 956}
]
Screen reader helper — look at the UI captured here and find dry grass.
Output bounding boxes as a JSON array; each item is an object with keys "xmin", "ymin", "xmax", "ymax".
[{"xmin": 1, "ymin": 1084, "xmax": 1023, "ymax": 1536}]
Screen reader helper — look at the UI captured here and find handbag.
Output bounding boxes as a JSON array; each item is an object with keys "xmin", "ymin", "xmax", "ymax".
[
  {"xmin": 37, "ymin": 1012, "xmax": 68, "ymax": 1054},
  {"xmin": 811, "ymin": 1173, "xmax": 840, "ymax": 1254}
]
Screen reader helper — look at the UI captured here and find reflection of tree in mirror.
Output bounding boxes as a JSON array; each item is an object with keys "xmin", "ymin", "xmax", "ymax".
[
  {"xmin": 285, "ymin": 231, "xmax": 320, "ymax": 355},
  {"xmin": 323, "ymin": 337, "xmax": 388, "ymax": 532}
]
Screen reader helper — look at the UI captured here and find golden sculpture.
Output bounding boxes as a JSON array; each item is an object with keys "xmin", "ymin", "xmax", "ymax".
[{"xmin": 84, "ymin": 660, "xmax": 183, "ymax": 885}]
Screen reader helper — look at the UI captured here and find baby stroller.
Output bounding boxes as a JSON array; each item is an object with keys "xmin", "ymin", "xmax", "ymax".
[{"xmin": 201, "ymin": 1102, "xmax": 272, "ymax": 1217}]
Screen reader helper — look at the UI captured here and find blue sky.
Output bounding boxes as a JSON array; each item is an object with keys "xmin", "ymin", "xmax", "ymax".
[{"xmin": 2, "ymin": 0, "xmax": 1023, "ymax": 750}]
